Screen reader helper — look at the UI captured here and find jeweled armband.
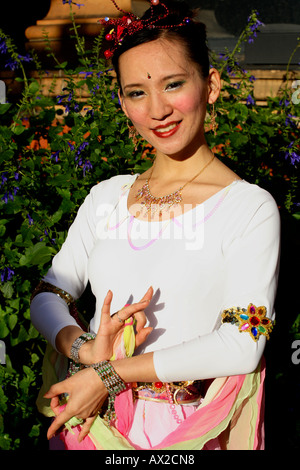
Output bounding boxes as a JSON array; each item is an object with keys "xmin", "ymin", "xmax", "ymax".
[
  {"xmin": 31, "ymin": 280, "xmax": 75, "ymax": 305},
  {"xmin": 221, "ymin": 304, "xmax": 274, "ymax": 341}
]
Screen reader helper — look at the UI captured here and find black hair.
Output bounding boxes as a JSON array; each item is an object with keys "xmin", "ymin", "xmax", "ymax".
[{"xmin": 110, "ymin": 0, "xmax": 210, "ymax": 89}]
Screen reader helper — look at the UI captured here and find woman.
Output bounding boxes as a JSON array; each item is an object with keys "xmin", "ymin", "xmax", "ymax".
[{"xmin": 30, "ymin": 0, "xmax": 280, "ymax": 450}]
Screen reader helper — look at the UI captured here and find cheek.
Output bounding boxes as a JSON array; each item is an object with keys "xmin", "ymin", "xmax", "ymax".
[
  {"xmin": 172, "ymin": 92, "xmax": 204, "ymax": 114},
  {"xmin": 125, "ymin": 105, "xmax": 148, "ymax": 127}
]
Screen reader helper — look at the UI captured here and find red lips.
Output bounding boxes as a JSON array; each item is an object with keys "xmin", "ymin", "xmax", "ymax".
[{"xmin": 152, "ymin": 121, "xmax": 181, "ymax": 138}]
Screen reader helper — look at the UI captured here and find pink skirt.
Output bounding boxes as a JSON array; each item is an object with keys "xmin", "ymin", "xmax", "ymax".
[{"xmin": 49, "ymin": 399, "xmax": 211, "ymax": 450}]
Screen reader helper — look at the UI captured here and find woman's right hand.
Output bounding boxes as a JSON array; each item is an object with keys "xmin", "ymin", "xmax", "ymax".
[
  {"xmin": 44, "ymin": 366, "xmax": 108, "ymax": 442},
  {"xmin": 79, "ymin": 286, "xmax": 153, "ymax": 365}
]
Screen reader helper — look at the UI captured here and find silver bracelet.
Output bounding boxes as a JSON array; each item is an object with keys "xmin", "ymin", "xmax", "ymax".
[{"xmin": 70, "ymin": 332, "xmax": 96, "ymax": 363}]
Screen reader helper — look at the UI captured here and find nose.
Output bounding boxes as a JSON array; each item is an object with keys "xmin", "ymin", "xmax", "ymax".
[{"xmin": 149, "ymin": 92, "xmax": 173, "ymax": 121}]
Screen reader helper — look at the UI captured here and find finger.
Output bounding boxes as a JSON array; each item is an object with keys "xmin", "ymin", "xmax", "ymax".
[
  {"xmin": 44, "ymin": 380, "xmax": 67, "ymax": 400},
  {"xmin": 115, "ymin": 300, "xmax": 150, "ymax": 323},
  {"xmin": 139, "ymin": 286, "xmax": 153, "ymax": 303},
  {"xmin": 116, "ymin": 288, "xmax": 153, "ymax": 322},
  {"xmin": 100, "ymin": 290, "xmax": 113, "ymax": 318},
  {"xmin": 50, "ymin": 396, "xmax": 62, "ymax": 416},
  {"xmin": 78, "ymin": 415, "xmax": 97, "ymax": 442},
  {"xmin": 47, "ymin": 408, "xmax": 73, "ymax": 440},
  {"xmin": 135, "ymin": 326, "xmax": 153, "ymax": 349},
  {"xmin": 133, "ymin": 310, "xmax": 147, "ymax": 331}
]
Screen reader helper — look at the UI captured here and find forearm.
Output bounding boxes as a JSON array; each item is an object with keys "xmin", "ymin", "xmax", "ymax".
[
  {"xmin": 112, "ymin": 352, "xmax": 159, "ymax": 383},
  {"xmin": 55, "ymin": 325, "xmax": 85, "ymax": 357}
]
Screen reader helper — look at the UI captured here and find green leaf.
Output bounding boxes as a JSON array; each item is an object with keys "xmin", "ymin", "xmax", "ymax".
[
  {"xmin": 12, "ymin": 124, "xmax": 26, "ymax": 135},
  {"xmin": 8, "ymin": 314, "xmax": 18, "ymax": 331},
  {"xmin": 28, "ymin": 81, "xmax": 40, "ymax": 95},
  {"xmin": 0, "ymin": 321, "xmax": 9, "ymax": 339},
  {"xmin": 0, "ymin": 103, "xmax": 12, "ymax": 114},
  {"xmin": 0, "ymin": 282, "xmax": 14, "ymax": 299},
  {"xmin": 30, "ymin": 353, "xmax": 40, "ymax": 365},
  {"xmin": 19, "ymin": 242, "xmax": 56, "ymax": 267}
]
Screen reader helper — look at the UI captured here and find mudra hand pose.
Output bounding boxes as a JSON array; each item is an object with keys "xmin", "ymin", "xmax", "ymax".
[{"xmin": 30, "ymin": 0, "xmax": 280, "ymax": 450}]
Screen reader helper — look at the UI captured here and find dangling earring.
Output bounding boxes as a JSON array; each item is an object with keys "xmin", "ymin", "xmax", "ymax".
[
  {"xmin": 210, "ymin": 103, "xmax": 217, "ymax": 136},
  {"xmin": 127, "ymin": 120, "xmax": 139, "ymax": 151}
]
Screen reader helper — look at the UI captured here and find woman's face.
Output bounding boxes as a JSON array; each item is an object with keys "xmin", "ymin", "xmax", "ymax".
[{"xmin": 118, "ymin": 38, "xmax": 214, "ymax": 159}]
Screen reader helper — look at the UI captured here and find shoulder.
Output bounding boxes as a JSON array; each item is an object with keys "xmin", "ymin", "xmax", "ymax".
[
  {"xmin": 230, "ymin": 180, "xmax": 279, "ymax": 212},
  {"xmin": 224, "ymin": 180, "xmax": 280, "ymax": 234}
]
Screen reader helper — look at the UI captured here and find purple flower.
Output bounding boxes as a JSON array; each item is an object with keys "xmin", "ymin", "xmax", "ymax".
[
  {"xmin": 18, "ymin": 53, "xmax": 33, "ymax": 63},
  {"xmin": 82, "ymin": 159, "xmax": 93, "ymax": 177},
  {"xmin": 285, "ymin": 113, "xmax": 297, "ymax": 127},
  {"xmin": 67, "ymin": 142, "xmax": 75, "ymax": 151},
  {"xmin": 27, "ymin": 214, "xmax": 34, "ymax": 225},
  {"xmin": 285, "ymin": 150, "xmax": 300, "ymax": 166},
  {"xmin": 51, "ymin": 151, "xmax": 60, "ymax": 162},
  {"xmin": 76, "ymin": 141, "xmax": 89, "ymax": 155},
  {"xmin": 246, "ymin": 94, "xmax": 255, "ymax": 106},
  {"xmin": 57, "ymin": 94, "xmax": 68, "ymax": 104},
  {"xmin": 1, "ymin": 172, "xmax": 8, "ymax": 185},
  {"xmin": 79, "ymin": 71, "xmax": 94, "ymax": 78},
  {"xmin": 0, "ymin": 267, "xmax": 14, "ymax": 282},
  {"xmin": 5, "ymin": 58, "xmax": 19, "ymax": 71},
  {"xmin": 0, "ymin": 38, "xmax": 8, "ymax": 54},
  {"xmin": 92, "ymin": 84, "xmax": 100, "ymax": 95},
  {"xmin": 1, "ymin": 192, "xmax": 8, "ymax": 203},
  {"xmin": 279, "ymin": 99, "xmax": 290, "ymax": 107},
  {"xmin": 62, "ymin": 1, "xmax": 84, "ymax": 8},
  {"xmin": 247, "ymin": 12, "xmax": 265, "ymax": 43}
]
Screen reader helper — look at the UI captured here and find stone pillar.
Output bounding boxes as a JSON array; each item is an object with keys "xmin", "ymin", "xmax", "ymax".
[
  {"xmin": 25, "ymin": 0, "xmax": 136, "ymax": 63},
  {"xmin": 25, "ymin": 0, "xmax": 133, "ymax": 43}
]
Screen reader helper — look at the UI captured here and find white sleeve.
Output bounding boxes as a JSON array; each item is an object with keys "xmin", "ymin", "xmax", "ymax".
[
  {"xmin": 153, "ymin": 192, "xmax": 281, "ymax": 381},
  {"xmin": 30, "ymin": 186, "xmax": 98, "ymax": 349}
]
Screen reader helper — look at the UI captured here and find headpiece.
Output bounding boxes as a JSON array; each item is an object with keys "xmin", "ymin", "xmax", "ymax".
[{"xmin": 99, "ymin": 0, "xmax": 192, "ymax": 59}]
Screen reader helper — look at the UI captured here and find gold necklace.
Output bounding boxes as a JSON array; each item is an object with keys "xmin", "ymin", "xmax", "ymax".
[{"xmin": 135, "ymin": 155, "xmax": 215, "ymax": 217}]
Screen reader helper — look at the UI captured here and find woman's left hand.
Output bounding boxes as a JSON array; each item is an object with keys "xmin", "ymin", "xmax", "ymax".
[
  {"xmin": 79, "ymin": 287, "xmax": 153, "ymax": 364},
  {"xmin": 44, "ymin": 366, "xmax": 108, "ymax": 442}
]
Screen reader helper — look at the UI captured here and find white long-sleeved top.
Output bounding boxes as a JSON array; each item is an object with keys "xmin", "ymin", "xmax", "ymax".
[{"xmin": 30, "ymin": 174, "xmax": 280, "ymax": 381}]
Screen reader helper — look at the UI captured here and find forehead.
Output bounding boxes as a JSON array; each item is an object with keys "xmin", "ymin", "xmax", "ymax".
[{"xmin": 118, "ymin": 39, "xmax": 197, "ymax": 82}]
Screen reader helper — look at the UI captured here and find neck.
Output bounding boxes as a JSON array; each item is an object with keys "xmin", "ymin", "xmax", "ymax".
[{"xmin": 151, "ymin": 143, "xmax": 213, "ymax": 181}]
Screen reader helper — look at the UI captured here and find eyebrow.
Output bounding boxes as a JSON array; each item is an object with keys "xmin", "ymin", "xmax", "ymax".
[{"xmin": 123, "ymin": 73, "xmax": 188, "ymax": 91}]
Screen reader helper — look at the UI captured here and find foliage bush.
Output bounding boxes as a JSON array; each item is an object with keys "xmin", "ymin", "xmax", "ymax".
[{"xmin": 0, "ymin": 4, "xmax": 299, "ymax": 449}]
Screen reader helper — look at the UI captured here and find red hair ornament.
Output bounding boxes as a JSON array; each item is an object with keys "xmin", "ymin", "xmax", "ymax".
[{"xmin": 100, "ymin": 0, "xmax": 192, "ymax": 59}]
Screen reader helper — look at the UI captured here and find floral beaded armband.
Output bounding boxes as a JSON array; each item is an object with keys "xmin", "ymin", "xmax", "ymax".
[{"xmin": 221, "ymin": 304, "xmax": 274, "ymax": 341}]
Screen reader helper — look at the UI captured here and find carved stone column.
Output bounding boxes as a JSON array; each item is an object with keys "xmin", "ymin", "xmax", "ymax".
[
  {"xmin": 25, "ymin": 0, "xmax": 137, "ymax": 63},
  {"xmin": 25, "ymin": 0, "xmax": 133, "ymax": 42}
]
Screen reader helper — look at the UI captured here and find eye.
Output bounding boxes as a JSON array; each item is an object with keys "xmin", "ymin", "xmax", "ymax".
[
  {"xmin": 165, "ymin": 80, "xmax": 185, "ymax": 91},
  {"xmin": 127, "ymin": 90, "xmax": 145, "ymax": 99}
]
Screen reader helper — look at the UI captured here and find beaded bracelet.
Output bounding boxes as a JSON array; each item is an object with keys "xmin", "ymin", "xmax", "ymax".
[
  {"xmin": 70, "ymin": 332, "xmax": 96, "ymax": 363},
  {"xmin": 91, "ymin": 360, "xmax": 126, "ymax": 423}
]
